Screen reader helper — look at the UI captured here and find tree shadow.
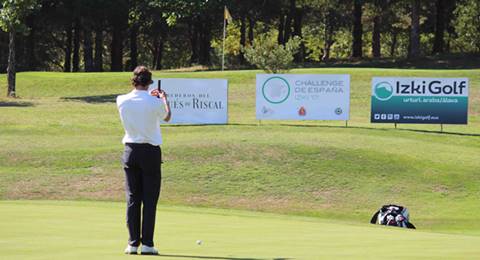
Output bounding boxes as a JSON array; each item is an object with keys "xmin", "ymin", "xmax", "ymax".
[
  {"xmin": 275, "ymin": 123, "xmax": 480, "ymax": 137},
  {"xmin": 156, "ymin": 254, "xmax": 291, "ymax": 260},
  {"xmin": 61, "ymin": 94, "xmax": 120, "ymax": 103},
  {"xmin": 164, "ymin": 124, "xmax": 232, "ymax": 127},
  {"xmin": 396, "ymin": 127, "xmax": 480, "ymax": 137},
  {"xmin": 0, "ymin": 100, "xmax": 34, "ymax": 107},
  {"xmin": 166, "ymin": 122, "xmax": 479, "ymax": 137}
]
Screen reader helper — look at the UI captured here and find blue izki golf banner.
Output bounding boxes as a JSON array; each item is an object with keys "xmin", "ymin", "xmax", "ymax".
[{"xmin": 371, "ymin": 77, "xmax": 469, "ymax": 124}]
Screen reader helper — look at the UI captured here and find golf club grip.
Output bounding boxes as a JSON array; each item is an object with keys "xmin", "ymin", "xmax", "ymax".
[{"xmin": 157, "ymin": 80, "xmax": 161, "ymax": 99}]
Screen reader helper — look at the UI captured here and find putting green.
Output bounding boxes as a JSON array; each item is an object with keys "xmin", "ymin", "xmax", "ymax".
[
  {"xmin": 1, "ymin": 69, "xmax": 480, "ymax": 234},
  {"xmin": 0, "ymin": 201, "xmax": 478, "ymax": 259}
]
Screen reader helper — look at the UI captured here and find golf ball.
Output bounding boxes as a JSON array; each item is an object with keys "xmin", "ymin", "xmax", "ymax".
[{"xmin": 196, "ymin": 240, "xmax": 202, "ymax": 245}]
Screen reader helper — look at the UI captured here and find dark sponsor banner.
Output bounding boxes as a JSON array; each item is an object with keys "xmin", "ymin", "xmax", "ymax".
[{"xmin": 371, "ymin": 78, "xmax": 469, "ymax": 124}]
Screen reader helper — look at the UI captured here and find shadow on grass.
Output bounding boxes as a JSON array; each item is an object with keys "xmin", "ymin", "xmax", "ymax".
[
  {"xmin": 164, "ymin": 123, "xmax": 258, "ymax": 128},
  {"xmin": 396, "ymin": 128, "xmax": 480, "ymax": 137},
  {"xmin": 0, "ymin": 100, "xmax": 34, "ymax": 107},
  {"xmin": 163, "ymin": 122, "xmax": 479, "ymax": 137},
  {"xmin": 61, "ymin": 94, "xmax": 120, "ymax": 103},
  {"xmin": 157, "ymin": 254, "xmax": 291, "ymax": 260},
  {"xmin": 276, "ymin": 123, "xmax": 480, "ymax": 137}
]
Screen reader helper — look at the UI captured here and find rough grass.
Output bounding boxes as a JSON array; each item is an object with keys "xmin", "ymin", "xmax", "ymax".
[{"xmin": 0, "ymin": 68, "xmax": 479, "ymax": 235}]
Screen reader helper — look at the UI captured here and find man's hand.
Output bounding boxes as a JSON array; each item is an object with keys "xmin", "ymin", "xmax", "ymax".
[
  {"xmin": 158, "ymin": 90, "xmax": 168, "ymax": 100},
  {"xmin": 150, "ymin": 89, "xmax": 168, "ymax": 101}
]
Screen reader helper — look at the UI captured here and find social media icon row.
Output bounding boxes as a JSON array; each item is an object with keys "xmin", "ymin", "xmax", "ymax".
[{"xmin": 374, "ymin": 114, "xmax": 400, "ymax": 120}]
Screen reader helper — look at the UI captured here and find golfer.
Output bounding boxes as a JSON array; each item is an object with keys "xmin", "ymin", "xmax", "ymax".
[{"xmin": 116, "ymin": 66, "xmax": 171, "ymax": 255}]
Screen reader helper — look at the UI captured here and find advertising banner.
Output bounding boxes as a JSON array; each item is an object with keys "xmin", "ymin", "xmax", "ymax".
[
  {"xmin": 256, "ymin": 74, "xmax": 350, "ymax": 120},
  {"xmin": 371, "ymin": 77, "xmax": 469, "ymax": 124},
  {"xmin": 150, "ymin": 78, "xmax": 228, "ymax": 124}
]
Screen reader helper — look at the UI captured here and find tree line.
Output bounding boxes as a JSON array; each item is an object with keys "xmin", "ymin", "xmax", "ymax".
[{"xmin": 1, "ymin": 0, "xmax": 479, "ymax": 95}]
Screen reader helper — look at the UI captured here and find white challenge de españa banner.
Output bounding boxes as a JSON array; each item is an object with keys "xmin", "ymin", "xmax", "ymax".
[
  {"xmin": 256, "ymin": 74, "xmax": 350, "ymax": 120},
  {"xmin": 150, "ymin": 78, "xmax": 228, "ymax": 124}
]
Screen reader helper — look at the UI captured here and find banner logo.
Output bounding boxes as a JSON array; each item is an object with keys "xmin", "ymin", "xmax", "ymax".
[
  {"xmin": 262, "ymin": 76, "xmax": 290, "ymax": 104},
  {"xmin": 335, "ymin": 107, "xmax": 343, "ymax": 115},
  {"xmin": 374, "ymin": 82, "xmax": 394, "ymax": 101},
  {"xmin": 298, "ymin": 106, "xmax": 306, "ymax": 116}
]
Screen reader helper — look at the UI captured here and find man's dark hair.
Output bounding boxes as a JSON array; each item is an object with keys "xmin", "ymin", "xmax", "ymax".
[{"xmin": 132, "ymin": 66, "xmax": 153, "ymax": 87}]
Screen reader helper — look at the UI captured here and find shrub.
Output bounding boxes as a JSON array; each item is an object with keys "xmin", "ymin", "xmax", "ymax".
[{"xmin": 243, "ymin": 34, "xmax": 301, "ymax": 73}]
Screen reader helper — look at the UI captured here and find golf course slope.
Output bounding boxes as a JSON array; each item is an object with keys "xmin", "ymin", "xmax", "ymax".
[
  {"xmin": 1, "ymin": 201, "xmax": 479, "ymax": 260},
  {"xmin": 1, "ymin": 68, "xmax": 479, "ymax": 257}
]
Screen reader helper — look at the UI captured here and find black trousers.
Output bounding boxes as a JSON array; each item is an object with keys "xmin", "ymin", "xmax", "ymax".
[{"xmin": 122, "ymin": 143, "xmax": 162, "ymax": 247}]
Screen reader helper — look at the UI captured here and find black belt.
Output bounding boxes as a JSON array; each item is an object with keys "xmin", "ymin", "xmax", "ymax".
[{"xmin": 125, "ymin": 143, "xmax": 160, "ymax": 148}]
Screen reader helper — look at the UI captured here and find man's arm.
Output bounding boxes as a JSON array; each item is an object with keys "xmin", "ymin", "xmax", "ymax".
[
  {"xmin": 160, "ymin": 90, "xmax": 171, "ymax": 122},
  {"xmin": 151, "ymin": 89, "xmax": 171, "ymax": 122}
]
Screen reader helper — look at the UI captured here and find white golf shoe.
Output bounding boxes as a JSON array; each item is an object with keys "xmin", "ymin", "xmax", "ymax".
[
  {"xmin": 141, "ymin": 245, "xmax": 159, "ymax": 255},
  {"xmin": 124, "ymin": 245, "xmax": 138, "ymax": 255}
]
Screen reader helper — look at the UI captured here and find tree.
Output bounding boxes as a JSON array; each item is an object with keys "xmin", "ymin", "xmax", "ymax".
[
  {"xmin": 239, "ymin": 12, "xmax": 246, "ymax": 64},
  {"xmin": 453, "ymin": 0, "xmax": 480, "ymax": 53},
  {"xmin": 306, "ymin": 0, "xmax": 350, "ymax": 61},
  {"xmin": 372, "ymin": 0, "xmax": 409, "ymax": 58},
  {"xmin": 408, "ymin": 0, "xmax": 421, "ymax": 58},
  {"xmin": 138, "ymin": 0, "xmax": 173, "ymax": 70},
  {"xmin": 25, "ymin": 12, "xmax": 36, "ymax": 70},
  {"xmin": 72, "ymin": 18, "xmax": 80, "ymax": 72},
  {"xmin": 61, "ymin": 0, "xmax": 75, "ymax": 72},
  {"xmin": 81, "ymin": 0, "xmax": 102, "ymax": 72},
  {"xmin": 107, "ymin": 0, "xmax": 128, "ymax": 71},
  {"xmin": 0, "ymin": 0, "xmax": 479, "ymax": 73},
  {"xmin": 352, "ymin": 0, "xmax": 363, "ymax": 58},
  {"xmin": 292, "ymin": 0, "xmax": 308, "ymax": 62},
  {"xmin": 83, "ymin": 26, "xmax": 94, "ymax": 72},
  {"xmin": 370, "ymin": 0, "xmax": 382, "ymax": 57},
  {"xmin": 364, "ymin": 0, "xmax": 396, "ymax": 58},
  {"xmin": 0, "ymin": 0, "xmax": 39, "ymax": 97},
  {"xmin": 432, "ymin": 0, "xmax": 446, "ymax": 54},
  {"xmin": 128, "ymin": 0, "xmax": 145, "ymax": 71},
  {"xmin": 234, "ymin": 0, "xmax": 254, "ymax": 65}
]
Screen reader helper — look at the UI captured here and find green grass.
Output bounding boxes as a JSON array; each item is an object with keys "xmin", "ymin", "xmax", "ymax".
[
  {"xmin": 0, "ymin": 68, "xmax": 479, "ymax": 236},
  {"xmin": 1, "ymin": 200, "xmax": 479, "ymax": 260}
]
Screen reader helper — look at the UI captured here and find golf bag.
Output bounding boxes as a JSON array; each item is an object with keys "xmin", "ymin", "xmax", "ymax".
[{"xmin": 370, "ymin": 204, "xmax": 416, "ymax": 229}]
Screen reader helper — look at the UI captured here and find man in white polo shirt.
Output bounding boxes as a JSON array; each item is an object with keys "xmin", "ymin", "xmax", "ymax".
[{"xmin": 116, "ymin": 66, "xmax": 171, "ymax": 255}]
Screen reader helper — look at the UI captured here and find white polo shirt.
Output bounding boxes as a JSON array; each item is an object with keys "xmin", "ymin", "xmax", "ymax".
[{"xmin": 116, "ymin": 89, "xmax": 166, "ymax": 146}]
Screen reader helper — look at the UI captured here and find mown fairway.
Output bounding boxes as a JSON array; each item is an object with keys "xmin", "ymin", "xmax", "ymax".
[
  {"xmin": 1, "ymin": 200, "xmax": 480, "ymax": 260},
  {"xmin": 0, "ymin": 68, "xmax": 479, "ymax": 237}
]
